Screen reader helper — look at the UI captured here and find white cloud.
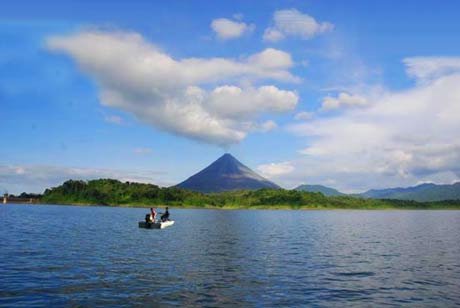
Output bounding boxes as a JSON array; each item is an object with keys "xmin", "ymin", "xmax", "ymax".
[
  {"xmin": 321, "ymin": 92, "xmax": 367, "ymax": 111},
  {"xmin": 237, "ymin": 120, "xmax": 278, "ymax": 133},
  {"xmin": 211, "ymin": 18, "xmax": 254, "ymax": 40},
  {"xmin": 15, "ymin": 167, "xmax": 26, "ymax": 174},
  {"xmin": 0, "ymin": 164, "xmax": 169, "ymax": 194},
  {"xmin": 263, "ymin": 29, "xmax": 284, "ymax": 42},
  {"xmin": 257, "ymin": 161, "xmax": 294, "ymax": 178},
  {"xmin": 404, "ymin": 57, "xmax": 460, "ymax": 82},
  {"xmin": 208, "ymin": 85, "xmax": 298, "ymax": 118},
  {"xmin": 258, "ymin": 120, "xmax": 278, "ymax": 132},
  {"xmin": 104, "ymin": 114, "xmax": 123, "ymax": 125},
  {"xmin": 46, "ymin": 30, "xmax": 299, "ymax": 146},
  {"xmin": 133, "ymin": 148, "xmax": 153, "ymax": 155},
  {"xmin": 263, "ymin": 9, "xmax": 334, "ymax": 42},
  {"xmin": 280, "ymin": 61, "xmax": 460, "ymax": 192},
  {"xmin": 247, "ymin": 48, "xmax": 294, "ymax": 69},
  {"xmin": 294, "ymin": 111, "xmax": 313, "ymax": 120}
]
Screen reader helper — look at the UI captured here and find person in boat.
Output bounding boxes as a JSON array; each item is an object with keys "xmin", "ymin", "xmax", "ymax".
[
  {"xmin": 150, "ymin": 208, "xmax": 157, "ymax": 222},
  {"xmin": 161, "ymin": 207, "xmax": 170, "ymax": 222}
]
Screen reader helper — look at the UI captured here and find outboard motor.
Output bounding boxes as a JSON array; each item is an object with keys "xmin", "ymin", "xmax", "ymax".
[{"xmin": 145, "ymin": 214, "xmax": 150, "ymax": 223}]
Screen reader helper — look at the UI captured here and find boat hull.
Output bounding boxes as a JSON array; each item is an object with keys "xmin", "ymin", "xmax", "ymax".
[{"xmin": 138, "ymin": 220, "xmax": 174, "ymax": 229}]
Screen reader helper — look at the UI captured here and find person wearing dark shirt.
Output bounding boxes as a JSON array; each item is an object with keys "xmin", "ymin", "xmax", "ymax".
[{"xmin": 161, "ymin": 207, "xmax": 170, "ymax": 222}]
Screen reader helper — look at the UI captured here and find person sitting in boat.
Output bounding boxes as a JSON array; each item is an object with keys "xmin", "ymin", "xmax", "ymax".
[
  {"xmin": 161, "ymin": 207, "xmax": 170, "ymax": 222},
  {"xmin": 150, "ymin": 208, "xmax": 157, "ymax": 222}
]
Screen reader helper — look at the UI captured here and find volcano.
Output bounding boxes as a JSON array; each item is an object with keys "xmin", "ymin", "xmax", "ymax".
[{"xmin": 176, "ymin": 153, "xmax": 280, "ymax": 193}]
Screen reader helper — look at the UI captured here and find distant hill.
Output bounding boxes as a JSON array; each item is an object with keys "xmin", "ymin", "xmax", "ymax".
[
  {"xmin": 293, "ymin": 182, "xmax": 460, "ymax": 202},
  {"xmin": 295, "ymin": 184, "xmax": 345, "ymax": 196},
  {"xmin": 176, "ymin": 153, "xmax": 280, "ymax": 193},
  {"xmin": 360, "ymin": 182, "xmax": 460, "ymax": 202}
]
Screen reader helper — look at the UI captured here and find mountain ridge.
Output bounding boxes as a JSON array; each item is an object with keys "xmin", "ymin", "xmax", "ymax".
[
  {"xmin": 295, "ymin": 182, "xmax": 460, "ymax": 202},
  {"xmin": 360, "ymin": 182, "xmax": 460, "ymax": 202}
]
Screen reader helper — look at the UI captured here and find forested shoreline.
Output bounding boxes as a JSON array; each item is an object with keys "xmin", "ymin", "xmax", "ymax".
[{"xmin": 36, "ymin": 179, "xmax": 460, "ymax": 209}]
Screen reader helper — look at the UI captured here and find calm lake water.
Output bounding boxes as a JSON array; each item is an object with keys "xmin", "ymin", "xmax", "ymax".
[{"xmin": 1, "ymin": 204, "xmax": 460, "ymax": 307}]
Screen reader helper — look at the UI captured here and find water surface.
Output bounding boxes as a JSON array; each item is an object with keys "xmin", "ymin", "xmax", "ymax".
[{"xmin": 1, "ymin": 204, "xmax": 460, "ymax": 307}]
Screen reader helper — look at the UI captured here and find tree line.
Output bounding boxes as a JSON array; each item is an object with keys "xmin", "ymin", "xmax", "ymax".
[{"xmin": 40, "ymin": 179, "xmax": 460, "ymax": 209}]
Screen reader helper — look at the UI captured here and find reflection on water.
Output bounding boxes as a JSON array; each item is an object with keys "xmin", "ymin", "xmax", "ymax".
[{"xmin": 1, "ymin": 205, "xmax": 460, "ymax": 307}]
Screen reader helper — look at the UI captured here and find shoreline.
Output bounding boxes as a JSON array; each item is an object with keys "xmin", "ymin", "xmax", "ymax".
[{"xmin": 8, "ymin": 201, "xmax": 460, "ymax": 210}]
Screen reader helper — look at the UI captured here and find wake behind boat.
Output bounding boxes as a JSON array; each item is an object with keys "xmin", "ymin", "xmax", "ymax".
[{"xmin": 138, "ymin": 220, "xmax": 174, "ymax": 229}]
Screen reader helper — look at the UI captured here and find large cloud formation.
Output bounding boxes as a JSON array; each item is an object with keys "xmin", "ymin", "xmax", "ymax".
[
  {"xmin": 46, "ymin": 31, "xmax": 298, "ymax": 146},
  {"xmin": 259, "ymin": 57, "xmax": 460, "ymax": 191}
]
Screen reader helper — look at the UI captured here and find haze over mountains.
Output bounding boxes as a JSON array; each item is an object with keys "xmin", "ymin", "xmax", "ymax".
[
  {"xmin": 295, "ymin": 183, "xmax": 460, "ymax": 202},
  {"xmin": 358, "ymin": 182, "xmax": 460, "ymax": 202},
  {"xmin": 176, "ymin": 153, "xmax": 280, "ymax": 193}
]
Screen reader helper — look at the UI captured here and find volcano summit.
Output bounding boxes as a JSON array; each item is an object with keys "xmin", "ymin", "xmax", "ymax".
[{"xmin": 176, "ymin": 153, "xmax": 280, "ymax": 193}]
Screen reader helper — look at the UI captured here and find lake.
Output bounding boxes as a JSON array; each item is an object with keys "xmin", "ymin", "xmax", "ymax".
[{"xmin": 1, "ymin": 204, "xmax": 460, "ymax": 307}]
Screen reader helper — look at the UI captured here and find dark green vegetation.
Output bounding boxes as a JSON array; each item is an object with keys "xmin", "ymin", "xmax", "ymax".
[
  {"xmin": 41, "ymin": 179, "xmax": 460, "ymax": 209},
  {"xmin": 7, "ymin": 192, "xmax": 42, "ymax": 199},
  {"xmin": 295, "ymin": 184, "xmax": 345, "ymax": 196}
]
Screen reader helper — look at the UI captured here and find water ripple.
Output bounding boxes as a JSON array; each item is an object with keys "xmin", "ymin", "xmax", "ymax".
[{"xmin": 1, "ymin": 205, "xmax": 460, "ymax": 307}]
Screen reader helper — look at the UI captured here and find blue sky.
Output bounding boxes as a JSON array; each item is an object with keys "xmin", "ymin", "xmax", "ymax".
[{"xmin": 1, "ymin": 0, "xmax": 460, "ymax": 193}]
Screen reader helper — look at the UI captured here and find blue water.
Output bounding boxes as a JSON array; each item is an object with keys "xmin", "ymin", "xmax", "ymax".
[{"xmin": 1, "ymin": 205, "xmax": 460, "ymax": 307}]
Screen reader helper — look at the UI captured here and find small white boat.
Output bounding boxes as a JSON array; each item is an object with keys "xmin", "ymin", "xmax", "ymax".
[{"xmin": 138, "ymin": 220, "xmax": 175, "ymax": 229}]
